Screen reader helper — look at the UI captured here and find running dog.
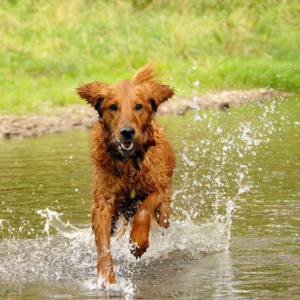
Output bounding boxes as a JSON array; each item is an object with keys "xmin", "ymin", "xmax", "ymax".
[{"xmin": 77, "ymin": 64, "xmax": 175, "ymax": 286}]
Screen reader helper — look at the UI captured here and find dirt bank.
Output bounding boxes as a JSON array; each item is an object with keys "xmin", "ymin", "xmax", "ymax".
[
  {"xmin": 0, "ymin": 89, "xmax": 294, "ymax": 139},
  {"xmin": 158, "ymin": 88, "xmax": 294, "ymax": 115}
]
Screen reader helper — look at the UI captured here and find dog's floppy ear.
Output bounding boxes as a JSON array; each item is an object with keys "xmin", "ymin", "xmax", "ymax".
[
  {"xmin": 144, "ymin": 82, "xmax": 174, "ymax": 113},
  {"xmin": 77, "ymin": 82, "xmax": 108, "ymax": 115}
]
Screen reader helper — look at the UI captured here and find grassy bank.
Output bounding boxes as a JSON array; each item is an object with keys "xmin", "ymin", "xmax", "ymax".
[{"xmin": 1, "ymin": 0, "xmax": 300, "ymax": 114}]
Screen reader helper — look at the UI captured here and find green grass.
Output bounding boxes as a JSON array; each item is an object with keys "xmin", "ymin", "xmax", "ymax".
[{"xmin": 1, "ymin": 0, "xmax": 300, "ymax": 114}]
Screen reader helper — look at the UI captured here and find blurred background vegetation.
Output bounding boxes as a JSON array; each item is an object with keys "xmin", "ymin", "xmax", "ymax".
[{"xmin": 1, "ymin": 0, "xmax": 300, "ymax": 113}]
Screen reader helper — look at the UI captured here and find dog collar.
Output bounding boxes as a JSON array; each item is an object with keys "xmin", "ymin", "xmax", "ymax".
[{"xmin": 147, "ymin": 139, "xmax": 156, "ymax": 148}]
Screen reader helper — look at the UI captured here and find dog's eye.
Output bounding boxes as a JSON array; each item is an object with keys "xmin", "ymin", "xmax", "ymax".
[
  {"xmin": 109, "ymin": 104, "xmax": 118, "ymax": 111},
  {"xmin": 135, "ymin": 104, "xmax": 143, "ymax": 111}
]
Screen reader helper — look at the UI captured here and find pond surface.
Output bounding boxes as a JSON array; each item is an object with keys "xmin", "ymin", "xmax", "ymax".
[{"xmin": 0, "ymin": 97, "xmax": 300, "ymax": 299}]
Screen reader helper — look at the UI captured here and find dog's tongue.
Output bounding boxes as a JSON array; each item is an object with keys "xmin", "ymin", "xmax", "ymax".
[{"xmin": 122, "ymin": 141, "xmax": 133, "ymax": 149}]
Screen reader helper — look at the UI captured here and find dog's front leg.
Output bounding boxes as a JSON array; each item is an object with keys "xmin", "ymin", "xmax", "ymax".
[
  {"xmin": 130, "ymin": 193, "xmax": 162, "ymax": 258},
  {"xmin": 92, "ymin": 196, "xmax": 116, "ymax": 286}
]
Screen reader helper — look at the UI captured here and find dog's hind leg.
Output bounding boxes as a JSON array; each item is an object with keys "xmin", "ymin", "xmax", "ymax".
[
  {"xmin": 129, "ymin": 192, "xmax": 165, "ymax": 258},
  {"xmin": 112, "ymin": 217, "xmax": 129, "ymax": 241},
  {"xmin": 92, "ymin": 197, "xmax": 116, "ymax": 286},
  {"xmin": 156, "ymin": 185, "xmax": 172, "ymax": 229}
]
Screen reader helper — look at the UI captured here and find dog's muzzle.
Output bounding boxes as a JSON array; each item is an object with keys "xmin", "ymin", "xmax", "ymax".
[{"xmin": 116, "ymin": 127, "xmax": 136, "ymax": 152}]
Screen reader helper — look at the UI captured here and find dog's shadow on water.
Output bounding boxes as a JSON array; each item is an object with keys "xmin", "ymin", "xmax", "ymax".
[{"xmin": 0, "ymin": 208, "xmax": 233, "ymax": 299}]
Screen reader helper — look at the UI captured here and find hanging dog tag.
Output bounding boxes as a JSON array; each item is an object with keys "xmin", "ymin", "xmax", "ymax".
[{"xmin": 130, "ymin": 189, "xmax": 136, "ymax": 198}]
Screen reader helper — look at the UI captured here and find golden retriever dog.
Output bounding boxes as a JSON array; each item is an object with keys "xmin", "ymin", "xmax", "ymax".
[{"xmin": 77, "ymin": 64, "xmax": 175, "ymax": 286}]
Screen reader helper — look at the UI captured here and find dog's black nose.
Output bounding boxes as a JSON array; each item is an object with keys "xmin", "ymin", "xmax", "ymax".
[{"xmin": 120, "ymin": 127, "xmax": 135, "ymax": 139}]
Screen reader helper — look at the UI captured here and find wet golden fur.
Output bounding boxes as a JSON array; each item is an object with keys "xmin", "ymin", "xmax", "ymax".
[{"xmin": 77, "ymin": 64, "xmax": 175, "ymax": 286}]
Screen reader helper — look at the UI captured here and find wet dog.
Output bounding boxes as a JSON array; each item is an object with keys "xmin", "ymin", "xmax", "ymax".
[{"xmin": 77, "ymin": 65, "xmax": 175, "ymax": 286}]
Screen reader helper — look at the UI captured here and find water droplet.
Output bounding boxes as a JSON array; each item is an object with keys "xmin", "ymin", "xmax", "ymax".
[{"xmin": 216, "ymin": 127, "xmax": 223, "ymax": 134}]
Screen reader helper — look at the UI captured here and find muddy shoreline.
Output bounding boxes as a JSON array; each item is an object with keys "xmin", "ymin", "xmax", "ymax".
[{"xmin": 0, "ymin": 89, "xmax": 294, "ymax": 139}]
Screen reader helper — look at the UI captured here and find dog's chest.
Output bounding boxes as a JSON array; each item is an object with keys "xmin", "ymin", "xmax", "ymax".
[{"xmin": 115, "ymin": 190, "xmax": 147, "ymax": 218}]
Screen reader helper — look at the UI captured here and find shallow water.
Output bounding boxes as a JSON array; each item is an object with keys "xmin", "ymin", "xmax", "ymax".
[{"xmin": 0, "ymin": 97, "xmax": 300, "ymax": 299}]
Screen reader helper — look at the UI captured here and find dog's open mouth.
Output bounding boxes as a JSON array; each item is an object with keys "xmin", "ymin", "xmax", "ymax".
[
  {"xmin": 121, "ymin": 141, "xmax": 134, "ymax": 151},
  {"xmin": 114, "ymin": 135, "xmax": 136, "ymax": 153}
]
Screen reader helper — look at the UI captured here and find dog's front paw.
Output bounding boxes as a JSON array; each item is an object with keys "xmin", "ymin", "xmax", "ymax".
[
  {"xmin": 129, "ymin": 207, "xmax": 151, "ymax": 258},
  {"xmin": 97, "ymin": 267, "xmax": 116, "ymax": 287},
  {"xmin": 97, "ymin": 253, "xmax": 116, "ymax": 287},
  {"xmin": 129, "ymin": 237, "xmax": 149, "ymax": 258}
]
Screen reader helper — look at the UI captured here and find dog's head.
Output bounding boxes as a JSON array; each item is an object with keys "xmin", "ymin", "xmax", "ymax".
[{"xmin": 77, "ymin": 65, "xmax": 174, "ymax": 157}]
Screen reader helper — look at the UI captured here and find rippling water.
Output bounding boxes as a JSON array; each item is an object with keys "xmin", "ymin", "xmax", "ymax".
[{"xmin": 0, "ymin": 97, "xmax": 299, "ymax": 299}]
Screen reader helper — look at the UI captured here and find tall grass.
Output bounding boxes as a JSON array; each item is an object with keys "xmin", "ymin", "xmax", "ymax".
[{"xmin": 1, "ymin": 0, "xmax": 300, "ymax": 113}]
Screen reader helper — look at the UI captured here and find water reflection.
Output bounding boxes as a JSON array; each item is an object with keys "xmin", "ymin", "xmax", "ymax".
[{"xmin": 0, "ymin": 131, "xmax": 93, "ymax": 239}]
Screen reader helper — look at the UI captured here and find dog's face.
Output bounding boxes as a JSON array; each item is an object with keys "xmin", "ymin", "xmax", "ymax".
[{"xmin": 77, "ymin": 79, "xmax": 173, "ymax": 156}]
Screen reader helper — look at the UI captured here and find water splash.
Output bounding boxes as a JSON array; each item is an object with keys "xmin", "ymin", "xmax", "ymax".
[
  {"xmin": 0, "ymin": 209, "xmax": 228, "ymax": 283},
  {"xmin": 84, "ymin": 277, "xmax": 136, "ymax": 299},
  {"xmin": 173, "ymin": 99, "xmax": 280, "ymax": 244},
  {"xmin": 36, "ymin": 208, "xmax": 87, "ymax": 240}
]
